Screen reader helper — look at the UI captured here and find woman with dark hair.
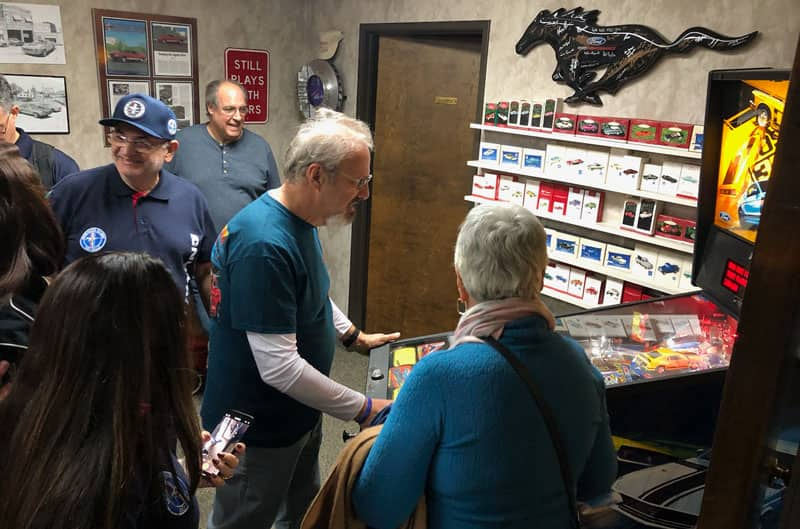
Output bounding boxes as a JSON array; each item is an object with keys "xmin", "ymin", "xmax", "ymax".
[
  {"xmin": 0, "ymin": 252, "xmax": 237, "ymax": 528},
  {"xmin": 0, "ymin": 140, "xmax": 64, "ymax": 394}
]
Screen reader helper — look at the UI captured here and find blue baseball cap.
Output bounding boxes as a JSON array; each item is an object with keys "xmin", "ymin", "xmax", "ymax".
[{"xmin": 99, "ymin": 93, "xmax": 178, "ymax": 140}]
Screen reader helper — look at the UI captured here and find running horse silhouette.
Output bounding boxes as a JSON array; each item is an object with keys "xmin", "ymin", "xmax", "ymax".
[{"xmin": 516, "ymin": 7, "xmax": 758, "ymax": 105}]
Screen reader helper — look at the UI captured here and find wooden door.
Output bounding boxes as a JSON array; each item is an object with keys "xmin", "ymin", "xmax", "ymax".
[{"xmin": 365, "ymin": 35, "xmax": 480, "ymax": 336}]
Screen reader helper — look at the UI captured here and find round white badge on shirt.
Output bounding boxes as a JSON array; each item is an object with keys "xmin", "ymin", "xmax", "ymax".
[{"xmin": 79, "ymin": 227, "xmax": 107, "ymax": 253}]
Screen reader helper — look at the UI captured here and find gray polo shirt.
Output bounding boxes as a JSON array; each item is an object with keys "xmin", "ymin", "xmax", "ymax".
[{"xmin": 166, "ymin": 124, "xmax": 281, "ymax": 231}]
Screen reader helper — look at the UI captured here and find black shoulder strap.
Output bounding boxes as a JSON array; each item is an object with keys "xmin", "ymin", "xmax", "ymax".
[
  {"xmin": 483, "ymin": 336, "xmax": 581, "ymax": 529},
  {"xmin": 30, "ymin": 140, "xmax": 55, "ymax": 190}
]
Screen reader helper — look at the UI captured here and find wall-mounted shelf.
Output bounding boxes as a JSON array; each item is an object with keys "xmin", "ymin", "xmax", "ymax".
[
  {"xmin": 467, "ymin": 160, "xmax": 698, "ymax": 208},
  {"xmin": 464, "ymin": 195, "xmax": 695, "ymax": 254},
  {"xmin": 545, "ymin": 251, "xmax": 692, "ymax": 296},
  {"xmin": 470, "ymin": 123, "xmax": 702, "ymax": 160}
]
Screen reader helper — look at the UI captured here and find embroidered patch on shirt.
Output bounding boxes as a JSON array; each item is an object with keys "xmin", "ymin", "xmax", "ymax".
[{"xmin": 79, "ymin": 227, "xmax": 107, "ymax": 253}]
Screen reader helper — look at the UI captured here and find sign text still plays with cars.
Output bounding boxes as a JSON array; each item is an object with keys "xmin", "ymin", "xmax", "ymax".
[{"xmin": 225, "ymin": 48, "xmax": 269, "ymax": 123}]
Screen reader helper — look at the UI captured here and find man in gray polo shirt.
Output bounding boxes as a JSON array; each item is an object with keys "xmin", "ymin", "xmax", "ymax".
[{"xmin": 166, "ymin": 79, "xmax": 280, "ymax": 231}]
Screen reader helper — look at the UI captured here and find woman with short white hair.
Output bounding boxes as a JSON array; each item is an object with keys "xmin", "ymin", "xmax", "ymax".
[{"xmin": 352, "ymin": 203, "xmax": 616, "ymax": 529}]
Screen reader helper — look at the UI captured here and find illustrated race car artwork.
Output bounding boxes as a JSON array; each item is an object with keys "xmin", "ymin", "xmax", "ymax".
[
  {"xmin": 659, "ymin": 262, "xmax": 680, "ymax": 275},
  {"xmin": 613, "ymin": 451, "xmax": 785, "ymax": 529}
]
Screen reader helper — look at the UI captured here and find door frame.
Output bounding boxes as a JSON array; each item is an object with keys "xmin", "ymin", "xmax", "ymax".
[{"xmin": 349, "ymin": 20, "xmax": 490, "ymax": 327}]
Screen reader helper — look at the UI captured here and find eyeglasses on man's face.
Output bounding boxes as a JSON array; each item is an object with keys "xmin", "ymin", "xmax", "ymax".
[
  {"xmin": 219, "ymin": 105, "xmax": 249, "ymax": 117},
  {"xmin": 107, "ymin": 131, "xmax": 167, "ymax": 154},
  {"xmin": 340, "ymin": 172, "xmax": 372, "ymax": 189}
]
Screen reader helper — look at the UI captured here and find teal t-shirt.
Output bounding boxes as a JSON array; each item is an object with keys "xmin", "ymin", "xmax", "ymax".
[{"xmin": 200, "ymin": 192, "xmax": 335, "ymax": 447}]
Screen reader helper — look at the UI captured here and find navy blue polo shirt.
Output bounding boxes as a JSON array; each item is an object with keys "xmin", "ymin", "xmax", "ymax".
[{"xmin": 48, "ymin": 164, "xmax": 216, "ymax": 295}]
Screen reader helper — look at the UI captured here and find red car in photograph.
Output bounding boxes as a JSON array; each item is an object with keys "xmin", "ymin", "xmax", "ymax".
[
  {"xmin": 109, "ymin": 50, "xmax": 146, "ymax": 63},
  {"xmin": 158, "ymin": 33, "xmax": 186, "ymax": 45}
]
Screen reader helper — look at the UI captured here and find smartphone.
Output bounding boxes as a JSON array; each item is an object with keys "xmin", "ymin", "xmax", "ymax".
[{"xmin": 201, "ymin": 410, "xmax": 253, "ymax": 478}]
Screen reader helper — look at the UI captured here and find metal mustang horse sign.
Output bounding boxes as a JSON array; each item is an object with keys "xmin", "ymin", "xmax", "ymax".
[{"xmin": 515, "ymin": 7, "xmax": 757, "ymax": 105}]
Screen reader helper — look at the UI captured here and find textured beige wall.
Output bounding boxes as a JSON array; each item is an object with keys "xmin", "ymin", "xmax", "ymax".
[
  {"xmin": 6, "ymin": 0, "xmax": 312, "ymax": 171},
  {"xmin": 311, "ymin": 0, "xmax": 800, "ymax": 315}
]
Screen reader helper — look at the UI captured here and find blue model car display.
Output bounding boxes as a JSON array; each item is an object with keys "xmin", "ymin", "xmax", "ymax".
[
  {"xmin": 738, "ymin": 178, "xmax": 767, "ymax": 228},
  {"xmin": 659, "ymin": 262, "xmax": 680, "ymax": 274}
]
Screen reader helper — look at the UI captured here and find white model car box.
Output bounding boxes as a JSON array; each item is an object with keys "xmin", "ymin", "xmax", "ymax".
[
  {"xmin": 654, "ymin": 253, "xmax": 682, "ymax": 290},
  {"xmin": 578, "ymin": 238, "xmax": 606, "ymax": 267},
  {"xmin": 522, "ymin": 148, "xmax": 546, "ymax": 176},
  {"xmin": 583, "ymin": 274, "xmax": 605, "ymax": 306},
  {"xmin": 552, "ymin": 262, "xmax": 572, "ymax": 292},
  {"xmin": 472, "ymin": 172, "xmax": 499, "ymax": 200},
  {"xmin": 553, "ymin": 232, "xmax": 580, "ymax": 260},
  {"xmin": 583, "ymin": 148, "xmax": 609, "ymax": 186},
  {"xmin": 565, "ymin": 187, "xmax": 585, "ymax": 220},
  {"xmin": 580, "ymin": 190, "xmax": 605, "ymax": 223},
  {"xmin": 567, "ymin": 268, "xmax": 586, "ymax": 298},
  {"xmin": 640, "ymin": 163, "xmax": 662, "ymax": 193},
  {"xmin": 562, "ymin": 146, "xmax": 586, "ymax": 181},
  {"xmin": 601, "ymin": 277, "xmax": 624, "ymax": 306},
  {"xmin": 543, "ymin": 261, "xmax": 559, "ymax": 290},
  {"xmin": 523, "ymin": 179, "xmax": 540, "ymax": 212},
  {"xmin": 605, "ymin": 244, "xmax": 633, "ymax": 273},
  {"xmin": 545, "ymin": 144, "xmax": 567, "ymax": 178},
  {"xmin": 631, "ymin": 245, "xmax": 659, "ymax": 280},
  {"xmin": 500, "ymin": 145, "xmax": 522, "ymax": 170},
  {"xmin": 659, "ymin": 161, "xmax": 683, "ymax": 196},
  {"xmin": 677, "ymin": 163, "xmax": 700, "ymax": 200},
  {"xmin": 679, "ymin": 256, "xmax": 694, "ymax": 290},
  {"xmin": 479, "ymin": 142, "xmax": 500, "ymax": 166},
  {"xmin": 497, "ymin": 175, "xmax": 525, "ymax": 205}
]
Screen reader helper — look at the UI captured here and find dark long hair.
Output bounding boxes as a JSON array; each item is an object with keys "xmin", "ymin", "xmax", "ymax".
[
  {"xmin": 0, "ymin": 252, "xmax": 202, "ymax": 529},
  {"xmin": 0, "ymin": 141, "xmax": 63, "ymax": 297}
]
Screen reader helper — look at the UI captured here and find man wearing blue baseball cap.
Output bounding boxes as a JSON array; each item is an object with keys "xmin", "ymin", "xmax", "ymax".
[{"xmin": 49, "ymin": 94, "xmax": 216, "ymax": 306}]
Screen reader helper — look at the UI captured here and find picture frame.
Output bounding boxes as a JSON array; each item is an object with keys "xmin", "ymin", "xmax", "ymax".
[
  {"xmin": 0, "ymin": 2, "xmax": 66, "ymax": 65},
  {"xmin": 1, "ymin": 73, "xmax": 70, "ymax": 134},
  {"xmin": 92, "ymin": 9, "xmax": 199, "ymax": 144}
]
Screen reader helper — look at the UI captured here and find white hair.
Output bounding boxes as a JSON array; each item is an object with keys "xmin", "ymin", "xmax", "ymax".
[
  {"xmin": 454, "ymin": 203, "xmax": 547, "ymax": 302},
  {"xmin": 283, "ymin": 108, "xmax": 373, "ymax": 182}
]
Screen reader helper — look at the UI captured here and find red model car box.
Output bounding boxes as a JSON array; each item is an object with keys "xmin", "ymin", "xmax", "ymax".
[
  {"xmin": 536, "ymin": 181, "xmax": 554, "ymax": 214},
  {"xmin": 553, "ymin": 113, "xmax": 577, "ymax": 134},
  {"xmin": 550, "ymin": 183, "xmax": 570, "ymax": 216},
  {"xmin": 628, "ymin": 118, "xmax": 660, "ymax": 144},
  {"xmin": 598, "ymin": 117, "xmax": 630, "ymax": 141},
  {"xmin": 576, "ymin": 115, "xmax": 601, "ymax": 137},
  {"xmin": 657, "ymin": 121, "xmax": 692, "ymax": 148},
  {"xmin": 621, "ymin": 282, "xmax": 644, "ymax": 303},
  {"xmin": 654, "ymin": 214, "xmax": 685, "ymax": 241}
]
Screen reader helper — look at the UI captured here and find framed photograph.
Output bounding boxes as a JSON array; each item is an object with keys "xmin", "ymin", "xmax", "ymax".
[
  {"xmin": 92, "ymin": 9, "xmax": 199, "ymax": 144},
  {"xmin": 151, "ymin": 22, "xmax": 192, "ymax": 77},
  {"xmin": 2, "ymin": 73, "xmax": 69, "ymax": 134},
  {"xmin": 155, "ymin": 81, "xmax": 194, "ymax": 131},
  {"xmin": 0, "ymin": 2, "xmax": 66, "ymax": 64},
  {"xmin": 107, "ymin": 79, "xmax": 151, "ymax": 112}
]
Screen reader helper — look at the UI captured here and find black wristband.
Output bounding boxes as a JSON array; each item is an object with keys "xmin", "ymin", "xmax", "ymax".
[{"xmin": 341, "ymin": 328, "xmax": 360, "ymax": 348}]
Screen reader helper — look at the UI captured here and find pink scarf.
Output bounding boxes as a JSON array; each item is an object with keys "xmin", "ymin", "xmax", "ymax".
[{"xmin": 452, "ymin": 297, "xmax": 556, "ymax": 346}]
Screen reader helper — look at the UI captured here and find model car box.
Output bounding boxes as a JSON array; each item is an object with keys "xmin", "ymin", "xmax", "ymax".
[
  {"xmin": 583, "ymin": 149, "xmax": 609, "ymax": 186},
  {"xmin": 554, "ymin": 232, "xmax": 580, "ymax": 259},
  {"xmin": 583, "ymin": 274, "xmax": 605, "ymax": 306},
  {"xmin": 508, "ymin": 100, "xmax": 521, "ymax": 128},
  {"xmin": 500, "ymin": 145, "xmax": 522, "ymax": 170},
  {"xmin": 552, "ymin": 262, "xmax": 572, "ymax": 292},
  {"xmin": 640, "ymin": 163, "xmax": 662, "ymax": 193},
  {"xmin": 598, "ymin": 117, "xmax": 630, "ymax": 141},
  {"xmin": 536, "ymin": 181, "xmax": 554, "ymax": 214},
  {"xmin": 495, "ymin": 101, "xmax": 509, "ymax": 127},
  {"xmin": 497, "ymin": 175, "xmax": 525, "ymax": 205},
  {"xmin": 635, "ymin": 198, "xmax": 661, "ymax": 235},
  {"xmin": 550, "ymin": 184, "xmax": 570, "ymax": 216},
  {"xmin": 523, "ymin": 179, "xmax": 540, "ymax": 212},
  {"xmin": 553, "ymin": 113, "xmax": 577, "ymax": 134},
  {"xmin": 601, "ymin": 277, "xmax": 624, "ymax": 306},
  {"xmin": 677, "ymin": 163, "xmax": 700, "ymax": 200},
  {"xmin": 545, "ymin": 144, "xmax": 567, "ymax": 178},
  {"xmin": 479, "ymin": 142, "xmax": 500, "ymax": 166},
  {"xmin": 605, "ymin": 244, "xmax": 633, "ymax": 272},
  {"xmin": 605, "ymin": 148, "xmax": 627, "ymax": 189},
  {"xmin": 541, "ymin": 98, "xmax": 561, "ymax": 130},
  {"xmin": 631, "ymin": 245, "xmax": 659, "ymax": 280},
  {"xmin": 529, "ymin": 99, "xmax": 544, "ymax": 129},
  {"xmin": 522, "ymin": 148, "xmax": 546, "ymax": 176},
  {"xmin": 608, "ymin": 154, "xmax": 643, "ymax": 191},
  {"xmin": 679, "ymin": 257, "xmax": 694, "ymax": 289},
  {"xmin": 654, "ymin": 214, "xmax": 685, "ymax": 241},
  {"xmin": 563, "ymin": 146, "xmax": 587, "ymax": 180},
  {"xmin": 578, "ymin": 238, "xmax": 606, "ymax": 266},
  {"xmin": 576, "ymin": 115, "xmax": 601, "ymax": 137},
  {"xmin": 543, "ymin": 261, "xmax": 559, "ymax": 290},
  {"xmin": 658, "ymin": 161, "xmax": 682, "ymax": 196},
  {"xmin": 655, "ymin": 253, "xmax": 682, "ymax": 290},
  {"xmin": 472, "ymin": 172, "xmax": 499, "ymax": 200},
  {"xmin": 484, "ymin": 102, "xmax": 497, "ymax": 125},
  {"xmin": 518, "ymin": 100, "xmax": 532, "ymax": 128},
  {"xmin": 682, "ymin": 219, "xmax": 696, "ymax": 244},
  {"xmin": 567, "ymin": 268, "xmax": 586, "ymax": 298},
  {"xmin": 657, "ymin": 121, "xmax": 692, "ymax": 148},
  {"xmin": 628, "ymin": 119, "xmax": 660, "ymax": 144},
  {"xmin": 619, "ymin": 197, "xmax": 640, "ymax": 231},
  {"xmin": 565, "ymin": 187, "xmax": 585, "ymax": 220},
  {"xmin": 543, "ymin": 227, "xmax": 558, "ymax": 251},
  {"xmin": 689, "ymin": 125, "xmax": 704, "ymax": 153},
  {"xmin": 580, "ymin": 190, "xmax": 605, "ymax": 223},
  {"xmin": 621, "ymin": 282, "xmax": 644, "ymax": 303}
]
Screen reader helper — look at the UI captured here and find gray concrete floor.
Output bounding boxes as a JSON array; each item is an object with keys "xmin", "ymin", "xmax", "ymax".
[{"xmin": 194, "ymin": 295, "xmax": 577, "ymax": 527}]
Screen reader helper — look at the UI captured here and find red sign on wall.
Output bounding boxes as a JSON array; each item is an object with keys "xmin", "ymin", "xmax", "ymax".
[{"xmin": 224, "ymin": 48, "xmax": 269, "ymax": 123}]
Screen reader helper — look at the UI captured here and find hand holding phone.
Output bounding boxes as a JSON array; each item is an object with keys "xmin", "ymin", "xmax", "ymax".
[{"xmin": 201, "ymin": 410, "xmax": 253, "ymax": 478}]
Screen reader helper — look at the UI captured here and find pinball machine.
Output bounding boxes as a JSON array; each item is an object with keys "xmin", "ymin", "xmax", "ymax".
[{"xmin": 363, "ymin": 68, "xmax": 793, "ymax": 527}]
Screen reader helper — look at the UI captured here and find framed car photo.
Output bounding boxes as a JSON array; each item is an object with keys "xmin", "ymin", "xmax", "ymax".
[{"xmin": 1, "ymin": 74, "xmax": 70, "ymax": 134}]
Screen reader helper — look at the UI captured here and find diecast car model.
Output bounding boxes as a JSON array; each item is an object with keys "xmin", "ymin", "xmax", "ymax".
[
  {"xmin": 566, "ymin": 158, "xmax": 584, "ymax": 166},
  {"xmin": 587, "ymin": 163, "xmax": 604, "ymax": 171},
  {"xmin": 22, "ymin": 39, "xmax": 55, "ymax": 57},
  {"xmin": 605, "ymin": 288, "xmax": 620, "ymax": 298},
  {"xmin": 555, "ymin": 117, "xmax": 574, "ymax": 129},
  {"xmin": 578, "ymin": 120, "xmax": 598, "ymax": 133},
  {"xmin": 638, "ymin": 211, "xmax": 652, "ymax": 219},
  {"xmin": 658, "ymin": 221, "xmax": 682, "ymax": 236},
  {"xmin": 602, "ymin": 122, "xmax": 625, "ymax": 136},
  {"xmin": 661, "ymin": 174, "xmax": 678, "ymax": 184},
  {"xmin": 658, "ymin": 262, "xmax": 680, "ymax": 275},
  {"xmin": 635, "ymin": 255, "xmax": 654, "ymax": 270},
  {"xmin": 662, "ymin": 128, "xmax": 687, "ymax": 143},
  {"xmin": 642, "ymin": 173, "xmax": 659, "ymax": 181},
  {"xmin": 622, "ymin": 168, "xmax": 639, "ymax": 175}
]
